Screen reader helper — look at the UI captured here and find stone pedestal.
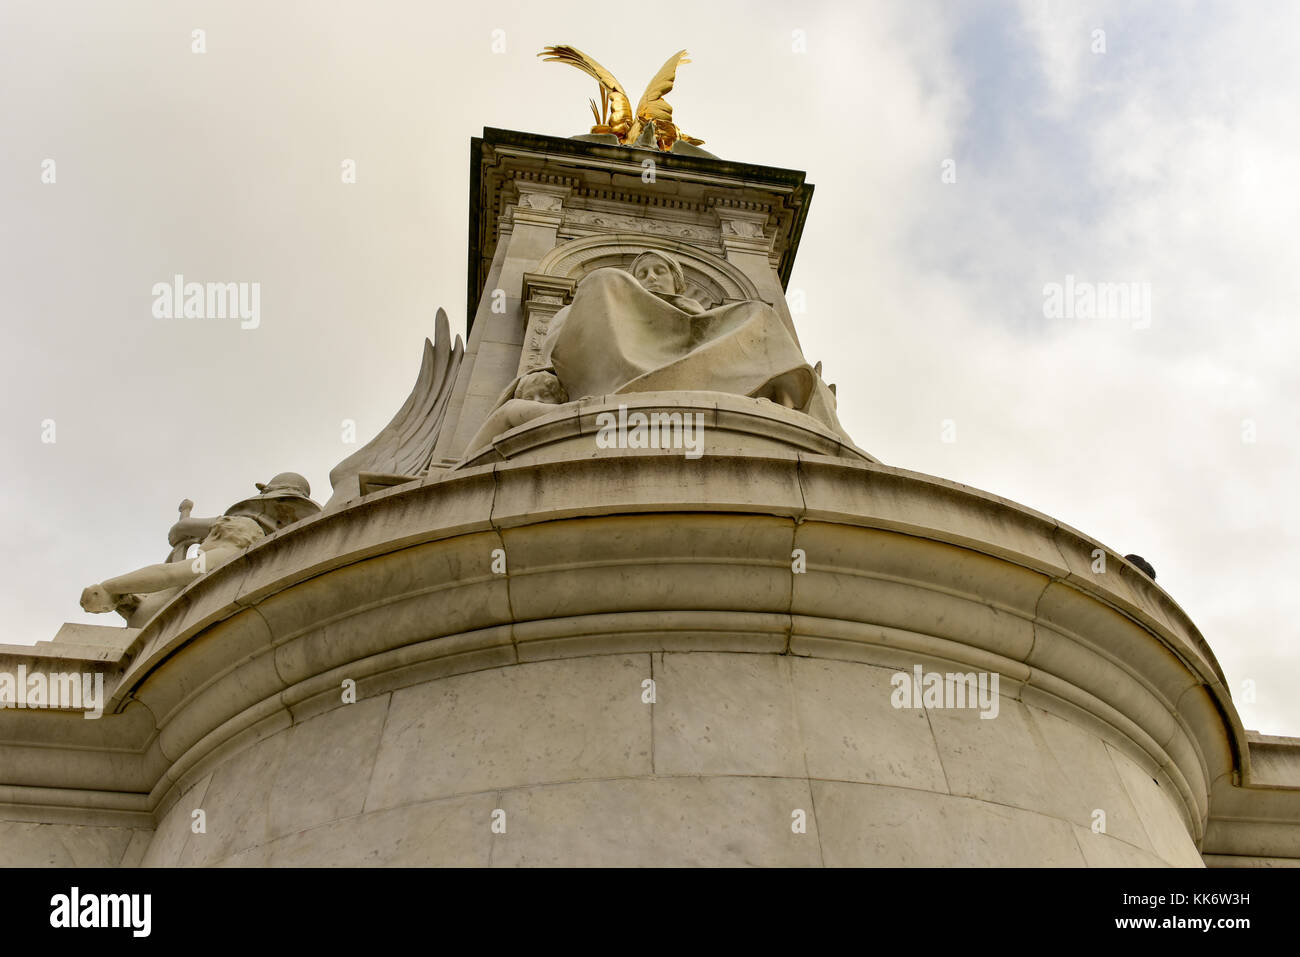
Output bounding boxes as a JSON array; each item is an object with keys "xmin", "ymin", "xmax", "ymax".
[{"xmin": 2, "ymin": 419, "xmax": 1279, "ymax": 866}]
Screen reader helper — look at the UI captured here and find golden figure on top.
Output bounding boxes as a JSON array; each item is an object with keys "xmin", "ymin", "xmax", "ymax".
[{"xmin": 538, "ymin": 45, "xmax": 706, "ymax": 151}]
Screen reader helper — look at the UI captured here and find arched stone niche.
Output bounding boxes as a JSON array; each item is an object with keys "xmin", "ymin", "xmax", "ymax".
[{"xmin": 533, "ymin": 233, "xmax": 763, "ymax": 310}]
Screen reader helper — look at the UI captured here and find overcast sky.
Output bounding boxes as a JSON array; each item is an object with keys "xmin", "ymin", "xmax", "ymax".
[{"xmin": 2, "ymin": 0, "xmax": 1296, "ymax": 735}]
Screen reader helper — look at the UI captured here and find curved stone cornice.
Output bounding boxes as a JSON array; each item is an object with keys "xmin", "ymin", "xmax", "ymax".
[{"xmin": 0, "ymin": 416, "xmax": 1267, "ymax": 853}]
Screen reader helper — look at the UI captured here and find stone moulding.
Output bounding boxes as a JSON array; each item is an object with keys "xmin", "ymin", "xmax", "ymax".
[
  {"xmin": 458, "ymin": 392, "xmax": 874, "ymax": 468},
  {"xmin": 534, "ymin": 233, "xmax": 760, "ymax": 306},
  {"xmin": 0, "ymin": 434, "xmax": 1295, "ymax": 864}
]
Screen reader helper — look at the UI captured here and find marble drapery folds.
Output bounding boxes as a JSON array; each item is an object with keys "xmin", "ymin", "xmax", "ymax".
[
  {"xmin": 467, "ymin": 267, "xmax": 847, "ymax": 452},
  {"xmin": 552, "ymin": 268, "xmax": 812, "ymax": 401}
]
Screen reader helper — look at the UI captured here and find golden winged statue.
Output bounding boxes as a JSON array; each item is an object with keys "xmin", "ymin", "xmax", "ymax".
[{"xmin": 538, "ymin": 45, "xmax": 706, "ymax": 151}]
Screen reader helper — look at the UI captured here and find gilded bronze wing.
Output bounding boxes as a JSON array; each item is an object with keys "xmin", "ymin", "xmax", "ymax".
[
  {"xmin": 538, "ymin": 45, "xmax": 635, "ymax": 141},
  {"xmin": 635, "ymin": 49, "xmax": 689, "ymax": 126}
]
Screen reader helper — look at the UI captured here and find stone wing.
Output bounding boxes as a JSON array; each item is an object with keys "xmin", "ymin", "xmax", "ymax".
[{"xmin": 326, "ymin": 308, "xmax": 464, "ymax": 506}]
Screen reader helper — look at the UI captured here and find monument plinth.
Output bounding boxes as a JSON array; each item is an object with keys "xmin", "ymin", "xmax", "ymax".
[{"xmin": 4, "ymin": 114, "xmax": 1300, "ymax": 867}]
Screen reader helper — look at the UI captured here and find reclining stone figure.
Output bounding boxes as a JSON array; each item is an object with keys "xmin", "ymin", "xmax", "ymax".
[
  {"xmin": 165, "ymin": 472, "xmax": 319, "ymax": 557},
  {"xmin": 80, "ymin": 516, "xmax": 265, "ymax": 628},
  {"xmin": 79, "ymin": 472, "xmax": 321, "ymax": 628}
]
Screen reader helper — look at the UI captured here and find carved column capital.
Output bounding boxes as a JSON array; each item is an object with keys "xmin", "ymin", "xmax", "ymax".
[
  {"xmin": 713, "ymin": 207, "xmax": 773, "ymax": 255},
  {"xmin": 518, "ymin": 272, "xmax": 577, "ymax": 374},
  {"xmin": 511, "ymin": 182, "xmax": 572, "ymax": 228}
]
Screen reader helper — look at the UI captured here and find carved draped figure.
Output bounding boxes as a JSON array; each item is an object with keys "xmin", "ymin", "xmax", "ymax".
[{"xmin": 466, "ymin": 267, "xmax": 851, "ymax": 453}]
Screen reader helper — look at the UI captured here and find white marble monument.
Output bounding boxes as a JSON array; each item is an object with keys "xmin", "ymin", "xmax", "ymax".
[{"xmin": 3, "ymin": 100, "xmax": 1299, "ymax": 867}]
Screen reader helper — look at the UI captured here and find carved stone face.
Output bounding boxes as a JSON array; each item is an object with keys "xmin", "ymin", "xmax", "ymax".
[
  {"xmin": 633, "ymin": 256, "xmax": 676, "ymax": 296},
  {"xmin": 203, "ymin": 516, "xmax": 265, "ymax": 550}
]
